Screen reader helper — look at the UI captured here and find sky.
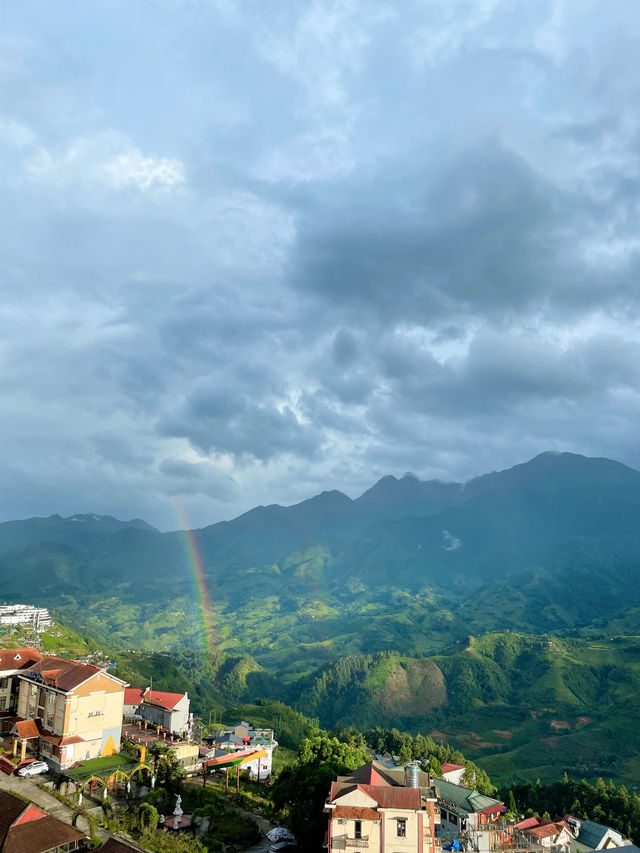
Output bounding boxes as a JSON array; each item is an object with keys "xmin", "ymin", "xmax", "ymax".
[{"xmin": 2, "ymin": 0, "xmax": 640, "ymax": 531}]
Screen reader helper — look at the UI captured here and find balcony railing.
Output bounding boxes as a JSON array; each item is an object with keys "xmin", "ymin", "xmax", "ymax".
[{"xmin": 345, "ymin": 838, "xmax": 369, "ymax": 847}]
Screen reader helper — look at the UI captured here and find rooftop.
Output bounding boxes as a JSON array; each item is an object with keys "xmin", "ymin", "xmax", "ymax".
[
  {"xmin": 0, "ymin": 649, "xmax": 42, "ymax": 673},
  {"xmin": 434, "ymin": 777, "xmax": 505, "ymax": 815}
]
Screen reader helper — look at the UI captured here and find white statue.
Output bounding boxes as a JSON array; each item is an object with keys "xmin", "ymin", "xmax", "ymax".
[{"xmin": 173, "ymin": 793, "xmax": 183, "ymax": 830}]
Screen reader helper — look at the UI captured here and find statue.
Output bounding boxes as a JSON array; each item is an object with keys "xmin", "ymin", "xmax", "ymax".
[{"xmin": 173, "ymin": 793, "xmax": 183, "ymax": 830}]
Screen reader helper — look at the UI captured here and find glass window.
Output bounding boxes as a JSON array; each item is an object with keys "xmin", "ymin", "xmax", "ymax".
[
  {"xmin": 397, "ymin": 819, "xmax": 407, "ymax": 837},
  {"xmin": 354, "ymin": 820, "xmax": 362, "ymax": 839}
]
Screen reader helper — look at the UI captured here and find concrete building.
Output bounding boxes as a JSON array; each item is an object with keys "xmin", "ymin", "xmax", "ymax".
[
  {"xmin": 14, "ymin": 656, "xmax": 127, "ymax": 769},
  {"xmin": 571, "ymin": 821, "xmax": 631, "ymax": 852},
  {"xmin": 441, "ymin": 763, "xmax": 465, "ymax": 785},
  {"xmin": 0, "ymin": 648, "xmax": 42, "ymax": 716},
  {"xmin": 124, "ymin": 687, "xmax": 191, "ymax": 738},
  {"xmin": 326, "ymin": 760, "xmax": 439, "ymax": 853},
  {"xmin": 0, "ymin": 604, "xmax": 51, "ymax": 628},
  {"xmin": 210, "ymin": 722, "xmax": 277, "ymax": 780},
  {"xmin": 434, "ymin": 777, "xmax": 511, "ymax": 853}
]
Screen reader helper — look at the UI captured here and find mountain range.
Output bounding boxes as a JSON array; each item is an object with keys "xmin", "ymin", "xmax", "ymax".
[
  {"xmin": 5, "ymin": 450, "xmax": 640, "ymax": 783},
  {"xmin": 4, "ymin": 451, "xmax": 640, "ymax": 658}
]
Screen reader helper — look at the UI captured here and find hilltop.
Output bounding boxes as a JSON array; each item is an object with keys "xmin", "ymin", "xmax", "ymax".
[{"xmin": 2, "ymin": 452, "xmax": 640, "ymax": 783}]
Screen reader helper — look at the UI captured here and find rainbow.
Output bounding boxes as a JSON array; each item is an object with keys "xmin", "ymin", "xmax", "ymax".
[{"xmin": 174, "ymin": 503, "xmax": 217, "ymax": 662}]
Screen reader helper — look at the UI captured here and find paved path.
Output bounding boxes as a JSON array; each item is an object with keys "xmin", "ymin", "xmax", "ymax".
[{"xmin": 0, "ymin": 770, "xmax": 109, "ymax": 842}]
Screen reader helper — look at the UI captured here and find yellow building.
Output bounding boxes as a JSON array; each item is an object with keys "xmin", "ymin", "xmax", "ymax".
[{"xmin": 14, "ymin": 656, "xmax": 127, "ymax": 769}]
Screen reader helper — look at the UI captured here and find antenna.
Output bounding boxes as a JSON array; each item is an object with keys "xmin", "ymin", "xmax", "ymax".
[{"xmin": 24, "ymin": 612, "xmax": 43, "ymax": 651}]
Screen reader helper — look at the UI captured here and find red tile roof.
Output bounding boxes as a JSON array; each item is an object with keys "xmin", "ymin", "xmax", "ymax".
[
  {"xmin": 516, "ymin": 818, "xmax": 542, "ymax": 830},
  {"xmin": 479, "ymin": 803, "xmax": 507, "ymax": 815},
  {"xmin": 0, "ymin": 649, "xmax": 42, "ymax": 673},
  {"xmin": 349, "ymin": 761, "xmax": 396, "ymax": 786},
  {"xmin": 359, "ymin": 784, "xmax": 422, "ymax": 810},
  {"xmin": 21, "ymin": 656, "xmax": 101, "ymax": 691},
  {"xmin": 124, "ymin": 687, "xmax": 185, "ymax": 710},
  {"xmin": 442, "ymin": 763, "xmax": 465, "ymax": 772},
  {"xmin": 0, "ymin": 790, "xmax": 85, "ymax": 853},
  {"xmin": 14, "ymin": 720, "xmax": 39, "ymax": 740},
  {"xmin": 4, "ymin": 814, "xmax": 85, "ymax": 853},
  {"xmin": 526, "ymin": 822, "xmax": 568, "ymax": 840},
  {"xmin": 124, "ymin": 688, "xmax": 145, "ymax": 705},
  {"xmin": 13, "ymin": 805, "xmax": 47, "ymax": 826},
  {"xmin": 331, "ymin": 783, "xmax": 421, "ymax": 811},
  {"xmin": 143, "ymin": 690, "xmax": 185, "ymax": 711}
]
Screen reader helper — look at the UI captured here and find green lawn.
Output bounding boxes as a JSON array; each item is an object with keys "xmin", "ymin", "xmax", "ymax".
[{"xmin": 66, "ymin": 752, "xmax": 139, "ymax": 781}]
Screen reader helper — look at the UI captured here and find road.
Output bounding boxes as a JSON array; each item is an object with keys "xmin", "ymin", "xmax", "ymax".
[{"xmin": 0, "ymin": 770, "xmax": 109, "ymax": 842}]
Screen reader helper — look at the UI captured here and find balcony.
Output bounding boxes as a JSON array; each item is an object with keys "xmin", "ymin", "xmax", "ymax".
[{"xmin": 345, "ymin": 838, "xmax": 369, "ymax": 847}]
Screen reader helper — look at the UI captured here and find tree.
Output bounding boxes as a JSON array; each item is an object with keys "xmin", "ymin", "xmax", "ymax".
[
  {"xmin": 148, "ymin": 742, "xmax": 185, "ymax": 790},
  {"xmin": 137, "ymin": 802, "xmax": 159, "ymax": 834},
  {"xmin": 428, "ymin": 756, "xmax": 443, "ymax": 779},
  {"xmin": 508, "ymin": 790, "xmax": 518, "ymax": 814},
  {"xmin": 272, "ymin": 734, "xmax": 369, "ymax": 850},
  {"xmin": 474, "ymin": 769, "xmax": 497, "ymax": 796}
]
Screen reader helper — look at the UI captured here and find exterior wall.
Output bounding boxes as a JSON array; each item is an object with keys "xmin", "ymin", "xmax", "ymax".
[
  {"xmin": 245, "ymin": 745, "xmax": 273, "ymax": 780},
  {"xmin": 137, "ymin": 697, "xmax": 190, "ymax": 735},
  {"xmin": 64, "ymin": 672, "xmax": 124, "ymax": 755},
  {"xmin": 330, "ymin": 817, "xmax": 381, "ymax": 852},
  {"xmin": 438, "ymin": 806, "xmax": 472, "ymax": 838},
  {"xmin": 442, "ymin": 769, "xmax": 465, "ymax": 786},
  {"xmin": 137, "ymin": 702, "xmax": 171, "ymax": 730},
  {"xmin": 17, "ymin": 670, "xmax": 124, "ymax": 769},
  {"xmin": 170, "ymin": 741, "xmax": 199, "ymax": 772},
  {"xmin": 382, "ymin": 810, "xmax": 420, "ymax": 852},
  {"xmin": 0, "ymin": 675, "xmax": 13, "ymax": 711}
]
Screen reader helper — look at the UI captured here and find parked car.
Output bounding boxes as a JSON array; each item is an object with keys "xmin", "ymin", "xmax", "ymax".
[
  {"xmin": 269, "ymin": 842, "xmax": 298, "ymax": 853},
  {"xmin": 18, "ymin": 760, "xmax": 49, "ymax": 777}
]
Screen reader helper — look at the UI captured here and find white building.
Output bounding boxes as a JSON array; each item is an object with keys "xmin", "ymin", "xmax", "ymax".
[{"xmin": 0, "ymin": 605, "xmax": 51, "ymax": 627}]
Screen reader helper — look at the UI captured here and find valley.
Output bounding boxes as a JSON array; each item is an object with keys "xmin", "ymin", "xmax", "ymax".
[{"xmin": 3, "ymin": 452, "xmax": 640, "ymax": 788}]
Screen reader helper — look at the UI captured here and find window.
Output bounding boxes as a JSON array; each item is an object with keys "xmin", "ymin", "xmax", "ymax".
[
  {"xmin": 397, "ymin": 819, "xmax": 407, "ymax": 838},
  {"xmin": 354, "ymin": 820, "xmax": 362, "ymax": 839}
]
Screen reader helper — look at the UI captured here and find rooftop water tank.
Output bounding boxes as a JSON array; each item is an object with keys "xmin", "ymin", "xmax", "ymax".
[{"xmin": 404, "ymin": 762, "xmax": 420, "ymax": 788}]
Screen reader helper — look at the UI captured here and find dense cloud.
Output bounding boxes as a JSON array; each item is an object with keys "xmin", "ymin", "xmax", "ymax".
[{"xmin": 2, "ymin": 0, "xmax": 640, "ymax": 528}]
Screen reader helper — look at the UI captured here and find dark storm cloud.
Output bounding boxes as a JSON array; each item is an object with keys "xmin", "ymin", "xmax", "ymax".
[
  {"xmin": 3, "ymin": 0, "xmax": 640, "ymax": 528},
  {"xmin": 158, "ymin": 380, "xmax": 322, "ymax": 462}
]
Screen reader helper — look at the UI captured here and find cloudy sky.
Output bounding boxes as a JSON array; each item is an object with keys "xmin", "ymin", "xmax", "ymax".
[{"xmin": 2, "ymin": 0, "xmax": 640, "ymax": 530}]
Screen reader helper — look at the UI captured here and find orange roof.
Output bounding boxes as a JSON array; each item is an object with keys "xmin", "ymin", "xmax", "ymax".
[
  {"xmin": 21, "ymin": 657, "xmax": 100, "ymax": 691},
  {"xmin": 14, "ymin": 720, "xmax": 39, "ymax": 739},
  {"xmin": 442, "ymin": 763, "xmax": 465, "ymax": 772},
  {"xmin": 0, "ymin": 649, "xmax": 42, "ymax": 673},
  {"xmin": 143, "ymin": 690, "xmax": 185, "ymax": 710},
  {"xmin": 331, "ymin": 783, "xmax": 422, "ymax": 811},
  {"xmin": 516, "ymin": 818, "xmax": 542, "ymax": 830},
  {"xmin": 526, "ymin": 822, "xmax": 568, "ymax": 839},
  {"xmin": 124, "ymin": 688, "xmax": 145, "ymax": 705}
]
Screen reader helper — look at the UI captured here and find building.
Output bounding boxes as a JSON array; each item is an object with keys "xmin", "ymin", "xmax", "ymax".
[
  {"xmin": 441, "ymin": 764, "xmax": 465, "ymax": 785},
  {"xmin": 519, "ymin": 820, "xmax": 573, "ymax": 850},
  {"xmin": 433, "ymin": 777, "xmax": 511, "ymax": 852},
  {"xmin": 0, "ymin": 789, "xmax": 86, "ymax": 852},
  {"xmin": 14, "ymin": 656, "xmax": 127, "ymax": 769},
  {"xmin": 325, "ymin": 760, "xmax": 439, "ymax": 852},
  {"xmin": 0, "ymin": 648, "xmax": 42, "ymax": 717},
  {"xmin": 123, "ymin": 688, "xmax": 191, "ymax": 738},
  {"xmin": 571, "ymin": 821, "xmax": 631, "ymax": 852},
  {"xmin": 209, "ymin": 721, "xmax": 278, "ymax": 780},
  {"xmin": 0, "ymin": 604, "xmax": 51, "ymax": 628}
]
